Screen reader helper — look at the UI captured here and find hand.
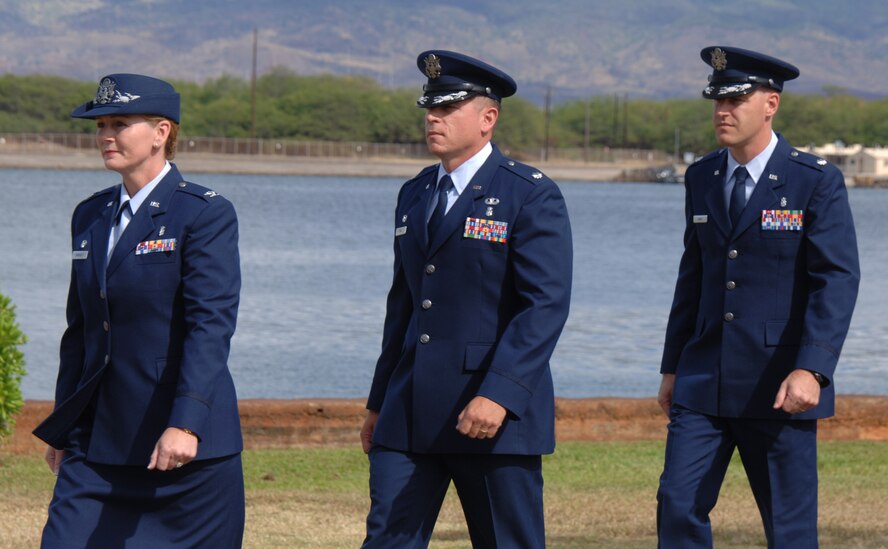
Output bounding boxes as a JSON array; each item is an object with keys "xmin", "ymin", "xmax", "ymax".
[
  {"xmin": 361, "ymin": 411, "xmax": 379, "ymax": 454},
  {"xmin": 147, "ymin": 427, "xmax": 199, "ymax": 471},
  {"xmin": 457, "ymin": 396, "xmax": 507, "ymax": 439},
  {"xmin": 44, "ymin": 446, "xmax": 64, "ymax": 476},
  {"xmin": 657, "ymin": 374, "xmax": 676, "ymax": 417},
  {"xmin": 773, "ymin": 369, "xmax": 821, "ymax": 414}
]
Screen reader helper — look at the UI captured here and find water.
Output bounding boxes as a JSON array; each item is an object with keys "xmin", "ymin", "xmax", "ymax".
[{"xmin": 1, "ymin": 169, "xmax": 885, "ymax": 399}]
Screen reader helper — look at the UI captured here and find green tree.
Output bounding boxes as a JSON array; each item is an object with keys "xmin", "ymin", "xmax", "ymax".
[{"xmin": 0, "ymin": 293, "xmax": 27, "ymax": 443}]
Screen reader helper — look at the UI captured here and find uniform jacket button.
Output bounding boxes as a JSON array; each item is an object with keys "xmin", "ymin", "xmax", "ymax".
[
  {"xmin": 724, "ymin": 312, "xmax": 735, "ymax": 322},
  {"xmin": 425, "ymin": 264, "xmax": 436, "ymax": 274},
  {"xmin": 100, "ymin": 290, "xmax": 106, "ymax": 300},
  {"xmin": 104, "ymin": 354, "xmax": 111, "ymax": 364},
  {"xmin": 419, "ymin": 334, "xmax": 430, "ymax": 344},
  {"xmin": 728, "ymin": 249, "xmax": 739, "ymax": 259},
  {"xmin": 726, "ymin": 281, "xmax": 736, "ymax": 290},
  {"xmin": 103, "ymin": 321, "xmax": 110, "ymax": 331},
  {"xmin": 422, "ymin": 299, "xmax": 432, "ymax": 310}
]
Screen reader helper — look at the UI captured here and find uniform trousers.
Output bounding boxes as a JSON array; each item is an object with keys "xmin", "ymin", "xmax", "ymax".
[
  {"xmin": 363, "ymin": 445, "xmax": 545, "ymax": 548},
  {"xmin": 657, "ymin": 405, "xmax": 818, "ymax": 549}
]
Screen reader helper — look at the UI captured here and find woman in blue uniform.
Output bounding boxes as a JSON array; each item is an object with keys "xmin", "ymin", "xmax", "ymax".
[{"xmin": 33, "ymin": 74, "xmax": 245, "ymax": 548}]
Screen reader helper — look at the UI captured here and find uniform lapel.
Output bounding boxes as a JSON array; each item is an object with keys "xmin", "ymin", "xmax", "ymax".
[
  {"xmin": 702, "ymin": 153, "xmax": 731, "ymax": 238},
  {"xmin": 406, "ymin": 172, "xmax": 437, "ymax": 252},
  {"xmin": 88, "ymin": 192, "xmax": 117, "ymax": 292},
  {"xmin": 427, "ymin": 146, "xmax": 499, "ymax": 257},
  {"xmin": 730, "ymin": 138, "xmax": 790, "ymax": 240},
  {"xmin": 106, "ymin": 169, "xmax": 177, "ymax": 278}
]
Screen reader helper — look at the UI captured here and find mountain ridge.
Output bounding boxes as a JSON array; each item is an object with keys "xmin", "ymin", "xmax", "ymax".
[{"xmin": 1, "ymin": 0, "xmax": 886, "ymax": 103}]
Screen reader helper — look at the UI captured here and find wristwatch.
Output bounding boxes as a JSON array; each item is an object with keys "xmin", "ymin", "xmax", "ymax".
[{"xmin": 807, "ymin": 370, "xmax": 828, "ymax": 388}]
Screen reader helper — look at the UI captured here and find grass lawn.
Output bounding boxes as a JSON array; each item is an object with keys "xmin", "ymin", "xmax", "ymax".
[{"xmin": 2, "ymin": 441, "xmax": 887, "ymax": 548}]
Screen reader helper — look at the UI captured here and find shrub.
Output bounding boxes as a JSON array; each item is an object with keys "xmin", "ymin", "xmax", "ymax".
[{"xmin": 0, "ymin": 293, "xmax": 27, "ymax": 442}]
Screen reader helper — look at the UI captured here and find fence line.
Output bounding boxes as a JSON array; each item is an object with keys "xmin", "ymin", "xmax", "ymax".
[{"xmin": 0, "ymin": 133, "xmax": 671, "ymax": 164}]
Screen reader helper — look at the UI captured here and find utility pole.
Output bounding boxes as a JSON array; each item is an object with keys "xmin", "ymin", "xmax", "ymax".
[
  {"xmin": 250, "ymin": 27, "xmax": 258, "ymax": 142},
  {"xmin": 543, "ymin": 85, "xmax": 552, "ymax": 162},
  {"xmin": 583, "ymin": 98, "xmax": 590, "ymax": 163},
  {"xmin": 674, "ymin": 127, "xmax": 680, "ymax": 163},
  {"xmin": 622, "ymin": 93, "xmax": 628, "ymax": 147}
]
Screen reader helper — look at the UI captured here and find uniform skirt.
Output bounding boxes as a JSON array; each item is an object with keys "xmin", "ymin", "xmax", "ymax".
[{"xmin": 40, "ymin": 438, "xmax": 244, "ymax": 549}]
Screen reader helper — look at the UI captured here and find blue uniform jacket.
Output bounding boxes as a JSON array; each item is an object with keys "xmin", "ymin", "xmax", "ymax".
[
  {"xmin": 33, "ymin": 164, "xmax": 243, "ymax": 465},
  {"xmin": 661, "ymin": 135, "xmax": 860, "ymax": 419},
  {"xmin": 367, "ymin": 144, "xmax": 573, "ymax": 455}
]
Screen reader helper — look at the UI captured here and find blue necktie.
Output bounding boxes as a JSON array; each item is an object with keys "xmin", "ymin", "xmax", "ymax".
[
  {"xmin": 728, "ymin": 166, "xmax": 749, "ymax": 227},
  {"xmin": 108, "ymin": 199, "xmax": 131, "ymax": 261},
  {"xmin": 427, "ymin": 175, "xmax": 453, "ymax": 241}
]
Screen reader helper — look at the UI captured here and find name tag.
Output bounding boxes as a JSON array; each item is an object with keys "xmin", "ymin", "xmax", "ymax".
[
  {"xmin": 693, "ymin": 215, "xmax": 708, "ymax": 224},
  {"xmin": 762, "ymin": 210, "xmax": 803, "ymax": 231},
  {"xmin": 464, "ymin": 217, "xmax": 508, "ymax": 243},
  {"xmin": 395, "ymin": 226, "xmax": 407, "ymax": 236},
  {"xmin": 72, "ymin": 250, "xmax": 89, "ymax": 260},
  {"xmin": 136, "ymin": 238, "xmax": 177, "ymax": 255}
]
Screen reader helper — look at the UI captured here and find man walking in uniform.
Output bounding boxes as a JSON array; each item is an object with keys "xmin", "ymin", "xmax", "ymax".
[
  {"xmin": 657, "ymin": 46, "xmax": 860, "ymax": 548},
  {"xmin": 360, "ymin": 50, "xmax": 572, "ymax": 548}
]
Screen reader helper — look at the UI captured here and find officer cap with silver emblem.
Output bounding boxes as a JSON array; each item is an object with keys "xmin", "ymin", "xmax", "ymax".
[
  {"xmin": 71, "ymin": 73, "xmax": 181, "ymax": 123},
  {"xmin": 416, "ymin": 50, "xmax": 517, "ymax": 108},
  {"xmin": 700, "ymin": 46, "xmax": 799, "ymax": 99}
]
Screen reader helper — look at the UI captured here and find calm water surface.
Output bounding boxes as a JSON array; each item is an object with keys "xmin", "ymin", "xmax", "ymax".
[{"xmin": 1, "ymin": 169, "xmax": 885, "ymax": 399}]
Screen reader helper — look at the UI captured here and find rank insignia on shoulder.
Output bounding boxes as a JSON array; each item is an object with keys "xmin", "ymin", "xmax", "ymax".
[
  {"xmin": 817, "ymin": 158, "xmax": 828, "ymax": 166},
  {"xmin": 204, "ymin": 191, "xmax": 219, "ymax": 198},
  {"xmin": 762, "ymin": 210, "xmax": 803, "ymax": 231},
  {"xmin": 693, "ymin": 215, "xmax": 708, "ymax": 224},
  {"xmin": 532, "ymin": 172, "xmax": 543, "ymax": 180},
  {"xmin": 136, "ymin": 238, "xmax": 177, "ymax": 255},
  {"xmin": 464, "ymin": 217, "xmax": 508, "ymax": 243},
  {"xmin": 150, "ymin": 201, "xmax": 161, "ymax": 208}
]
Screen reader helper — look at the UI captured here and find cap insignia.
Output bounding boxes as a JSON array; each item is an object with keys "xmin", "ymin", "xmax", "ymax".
[
  {"xmin": 95, "ymin": 78, "xmax": 116, "ymax": 105},
  {"xmin": 424, "ymin": 54, "xmax": 442, "ymax": 79},
  {"xmin": 711, "ymin": 48, "xmax": 728, "ymax": 71},
  {"xmin": 94, "ymin": 76, "xmax": 141, "ymax": 105}
]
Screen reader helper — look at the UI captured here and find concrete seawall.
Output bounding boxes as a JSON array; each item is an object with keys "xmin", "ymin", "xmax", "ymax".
[{"xmin": 0, "ymin": 151, "xmax": 652, "ymax": 182}]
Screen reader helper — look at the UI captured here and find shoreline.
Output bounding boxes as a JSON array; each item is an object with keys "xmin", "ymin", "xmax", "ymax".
[
  {"xmin": 6, "ymin": 396, "xmax": 888, "ymax": 454},
  {"xmin": 0, "ymin": 150, "xmax": 665, "ymax": 182}
]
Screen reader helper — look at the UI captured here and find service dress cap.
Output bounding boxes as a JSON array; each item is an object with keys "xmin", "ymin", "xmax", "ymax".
[
  {"xmin": 700, "ymin": 46, "xmax": 799, "ymax": 99},
  {"xmin": 71, "ymin": 73, "xmax": 181, "ymax": 123},
  {"xmin": 416, "ymin": 50, "xmax": 517, "ymax": 108}
]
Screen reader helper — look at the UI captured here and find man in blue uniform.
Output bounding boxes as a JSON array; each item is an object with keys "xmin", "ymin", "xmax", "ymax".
[
  {"xmin": 360, "ymin": 50, "xmax": 573, "ymax": 548},
  {"xmin": 657, "ymin": 47, "xmax": 860, "ymax": 548}
]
